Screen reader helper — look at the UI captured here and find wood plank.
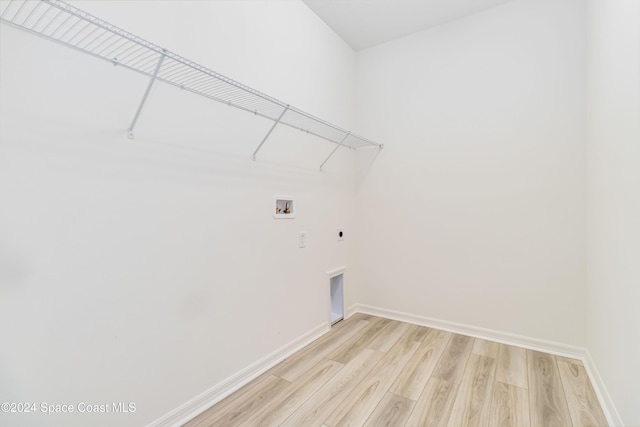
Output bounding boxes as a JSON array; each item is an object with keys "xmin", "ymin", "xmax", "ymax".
[
  {"xmin": 390, "ymin": 329, "xmax": 452, "ymax": 400},
  {"xmin": 472, "ymin": 338, "xmax": 499, "ymax": 358},
  {"xmin": 364, "ymin": 392, "xmax": 416, "ymax": 427},
  {"xmin": 328, "ymin": 317, "xmax": 391, "ymax": 364},
  {"xmin": 405, "ymin": 378, "xmax": 458, "ymax": 427},
  {"xmin": 557, "ymin": 359, "xmax": 609, "ymax": 427},
  {"xmin": 527, "ymin": 350, "xmax": 572, "ymax": 427},
  {"xmin": 184, "ymin": 374, "xmax": 289, "ymax": 427},
  {"xmin": 273, "ymin": 318, "xmax": 369, "ymax": 382},
  {"xmin": 351, "ymin": 313, "xmax": 374, "ymax": 321},
  {"xmin": 242, "ymin": 358, "xmax": 343, "ymax": 426},
  {"xmin": 432, "ymin": 333, "xmax": 474, "ymax": 384},
  {"xmin": 280, "ymin": 348, "xmax": 384, "ymax": 426},
  {"xmin": 446, "ymin": 354, "xmax": 496, "ymax": 427},
  {"xmin": 556, "ymin": 355, "xmax": 582, "ymax": 365},
  {"xmin": 367, "ymin": 320, "xmax": 411, "ymax": 352},
  {"xmin": 325, "ymin": 336, "xmax": 420, "ymax": 426},
  {"xmin": 404, "ymin": 324, "xmax": 434, "ymax": 343},
  {"xmin": 496, "ymin": 344, "xmax": 528, "ymax": 389},
  {"xmin": 489, "ymin": 381, "xmax": 531, "ymax": 427},
  {"xmin": 184, "ymin": 319, "xmax": 607, "ymax": 427}
]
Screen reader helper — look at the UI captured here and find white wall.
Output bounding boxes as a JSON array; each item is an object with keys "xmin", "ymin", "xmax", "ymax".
[
  {"xmin": 3, "ymin": 0, "xmax": 638, "ymax": 425},
  {"xmin": 586, "ymin": 0, "xmax": 640, "ymax": 424},
  {"xmin": 354, "ymin": 0, "xmax": 588, "ymax": 346},
  {"xmin": 0, "ymin": 1, "xmax": 356, "ymax": 426}
]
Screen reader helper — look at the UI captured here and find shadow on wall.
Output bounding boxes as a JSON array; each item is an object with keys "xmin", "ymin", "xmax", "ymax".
[
  {"xmin": 356, "ymin": 147, "xmax": 383, "ymax": 187},
  {"xmin": 0, "ymin": 248, "xmax": 29, "ymax": 290}
]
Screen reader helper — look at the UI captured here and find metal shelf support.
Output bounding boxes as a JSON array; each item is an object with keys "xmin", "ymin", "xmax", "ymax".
[
  {"xmin": 0, "ymin": 0, "xmax": 384, "ymax": 163},
  {"xmin": 128, "ymin": 51, "xmax": 166, "ymax": 139},
  {"xmin": 252, "ymin": 106, "xmax": 288, "ymax": 161},
  {"xmin": 320, "ymin": 132, "xmax": 350, "ymax": 171}
]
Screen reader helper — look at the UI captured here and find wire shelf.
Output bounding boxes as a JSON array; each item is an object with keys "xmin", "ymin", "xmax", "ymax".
[{"xmin": 0, "ymin": 0, "xmax": 383, "ymax": 166}]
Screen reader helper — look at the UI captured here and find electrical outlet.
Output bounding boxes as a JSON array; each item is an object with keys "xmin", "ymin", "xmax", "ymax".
[
  {"xmin": 299, "ymin": 231, "xmax": 307, "ymax": 248},
  {"xmin": 337, "ymin": 228, "xmax": 344, "ymax": 241}
]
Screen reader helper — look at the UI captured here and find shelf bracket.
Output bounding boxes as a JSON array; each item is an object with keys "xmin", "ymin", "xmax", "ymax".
[
  {"xmin": 252, "ymin": 106, "xmax": 288, "ymax": 161},
  {"xmin": 0, "ymin": 0, "xmax": 384, "ymax": 155},
  {"xmin": 128, "ymin": 51, "xmax": 166, "ymax": 139},
  {"xmin": 319, "ymin": 132, "xmax": 350, "ymax": 171}
]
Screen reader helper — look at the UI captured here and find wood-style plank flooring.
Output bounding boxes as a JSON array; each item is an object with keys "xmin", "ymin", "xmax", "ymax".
[{"xmin": 184, "ymin": 314, "xmax": 608, "ymax": 427}]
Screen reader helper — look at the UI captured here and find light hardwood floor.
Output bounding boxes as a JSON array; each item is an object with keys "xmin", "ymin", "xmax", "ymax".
[{"xmin": 184, "ymin": 314, "xmax": 608, "ymax": 427}]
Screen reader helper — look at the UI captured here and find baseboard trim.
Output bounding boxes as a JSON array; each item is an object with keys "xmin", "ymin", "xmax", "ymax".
[
  {"xmin": 348, "ymin": 303, "xmax": 585, "ymax": 358},
  {"xmin": 347, "ymin": 303, "xmax": 622, "ymax": 427},
  {"xmin": 150, "ymin": 305, "xmax": 623, "ymax": 427},
  {"xmin": 147, "ymin": 322, "xmax": 330, "ymax": 427},
  {"xmin": 583, "ymin": 351, "xmax": 624, "ymax": 427}
]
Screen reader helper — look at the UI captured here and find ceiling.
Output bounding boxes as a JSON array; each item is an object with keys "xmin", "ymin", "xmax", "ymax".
[{"xmin": 302, "ymin": 0, "xmax": 516, "ymax": 51}]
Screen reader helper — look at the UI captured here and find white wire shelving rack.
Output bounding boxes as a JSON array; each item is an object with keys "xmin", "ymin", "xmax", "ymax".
[{"xmin": 0, "ymin": 0, "xmax": 383, "ymax": 170}]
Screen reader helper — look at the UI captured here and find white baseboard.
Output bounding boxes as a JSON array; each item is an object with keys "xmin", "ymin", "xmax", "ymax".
[
  {"xmin": 149, "ymin": 304, "xmax": 623, "ymax": 427},
  {"xmin": 147, "ymin": 322, "xmax": 330, "ymax": 427},
  {"xmin": 582, "ymin": 351, "xmax": 624, "ymax": 427},
  {"xmin": 347, "ymin": 303, "xmax": 622, "ymax": 427},
  {"xmin": 348, "ymin": 303, "xmax": 586, "ymax": 358}
]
